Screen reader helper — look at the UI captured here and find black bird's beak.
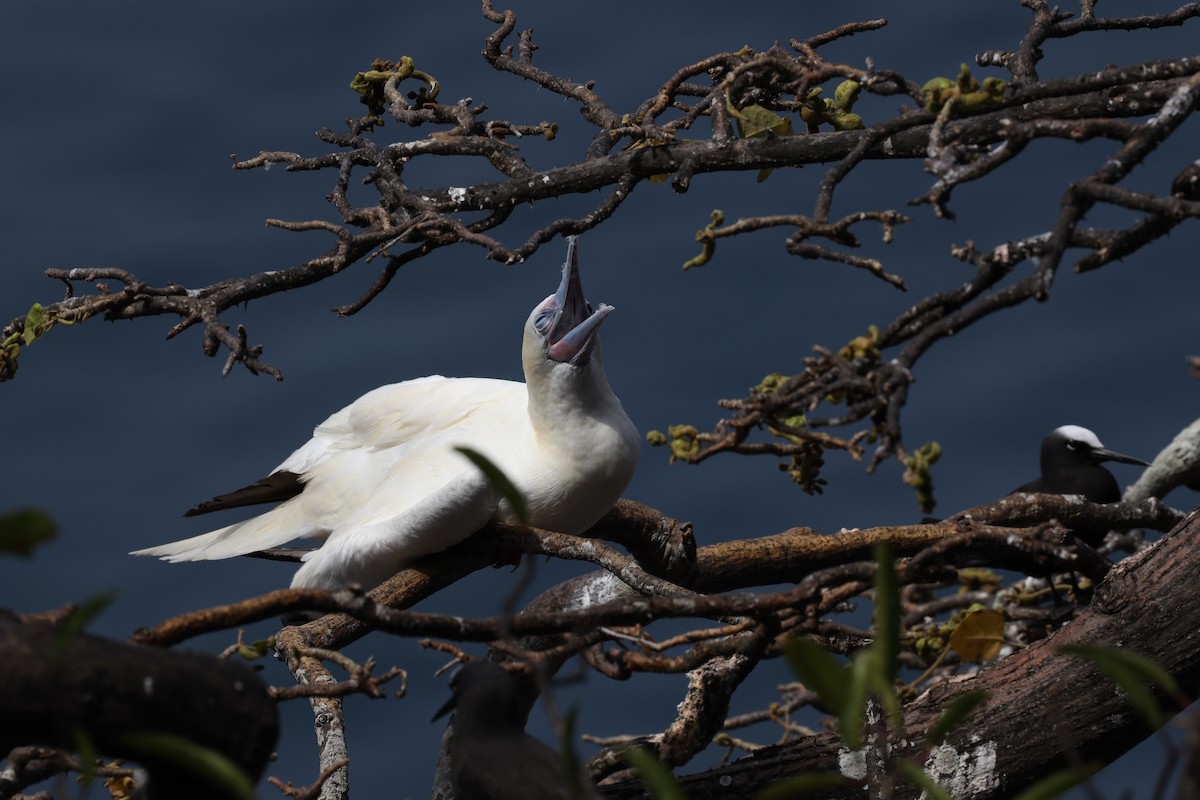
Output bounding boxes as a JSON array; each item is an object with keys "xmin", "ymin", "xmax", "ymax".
[
  {"xmin": 432, "ymin": 695, "xmax": 456, "ymax": 723},
  {"xmin": 1092, "ymin": 447, "xmax": 1150, "ymax": 467}
]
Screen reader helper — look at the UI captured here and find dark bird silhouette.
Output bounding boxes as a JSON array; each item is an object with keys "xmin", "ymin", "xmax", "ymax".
[
  {"xmin": 433, "ymin": 661, "xmax": 594, "ymax": 800},
  {"xmin": 1012, "ymin": 425, "xmax": 1150, "ymax": 503},
  {"xmin": 1012, "ymin": 425, "xmax": 1150, "ymax": 548}
]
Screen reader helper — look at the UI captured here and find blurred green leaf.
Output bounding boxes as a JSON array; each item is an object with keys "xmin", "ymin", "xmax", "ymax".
[
  {"xmin": 114, "ymin": 731, "xmax": 255, "ymax": 800},
  {"xmin": 873, "ymin": 542, "xmax": 900, "ymax": 683},
  {"xmin": 870, "ymin": 660, "xmax": 902, "ymax": 734},
  {"xmin": 52, "ymin": 590, "xmax": 118, "ymax": 657},
  {"xmin": 869, "ymin": 541, "xmax": 903, "ymax": 732},
  {"xmin": 899, "ymin": 761, "xmax": 952, "ymax": 800},
  {"xmin": 454, "ymin": 446, "xmax": 529, "ymax": 524},
  {"xmin": 72, "ymin": 726, "xmax": 99, "ymax": 785},
  {"xmin": 1010, "ymin": 764, "xmax": 1098, "ymax": 800},
  {"xmin": 926, "ymin": 690, "xmax": 989, "ymax": 746},
  {"xmin": 236, "ymin": 635, "xmax": 276, "ymax": 661},
  {"xmin": 1062, "ymin": 643, "xmax": 1182, "ymax": 728},
  {"xmin": 783, "ymin": 637, "xmax": 848, "ymax": 712},
  {"xmin": 756, "ymin": 772, "xmax": 846, "ymax": 799},
  {"xmin": 836, "ymin": 544, "xmax": 906, "ymax": 750},
  {"xmin": 558, "ymin": 705, "xmax": 586, "ymax": 796},
  {"xmin": 622, "ymin": 746, "xmax": 685, "ymax": 800},
  {"xmin": 840, "ymin": 652, "xmax": 872, "ymax": 750},
  {"xmin": 0, "ymin": 508, "xmax": 56, "ymax": 557}
]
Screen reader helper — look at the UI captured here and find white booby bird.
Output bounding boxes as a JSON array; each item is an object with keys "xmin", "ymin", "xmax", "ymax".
[{"xmin": 132, "ymin": 237, "xmax": 640, "ymax": 590}]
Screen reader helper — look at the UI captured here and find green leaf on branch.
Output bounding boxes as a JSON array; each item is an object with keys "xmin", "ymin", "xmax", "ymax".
[
  {"xmin": 753, "ymin": 372, "xmax": 788, "ymax": 393},
  {"xmin": 782, "ymin": 441, "xmax": 826, "ymax": 495},
  {"xmin": 646, "ymin": 425, "xmax": 705, "ymax": 462},
  {"xmin": 799, "ymin": 81, "xmax": 865, "ymax": 133},
  {"xmin": 903, "ymin": 441, "xmax": 942, "ymax": 513},
  {"xmin": 683, "ymin": 209, "xmax": 725, "ymax": 269},
  {"xmin": 23, "ymin": 303, "xmax": 47, "ymax": 345},
  {"xmin": 922, "ymin": 64, "xmax": 1007, "ymax": 111},
  {"xmin": 350, "ymin": 56, "xmax": 440, "ymax": 116},
  {"xmin": 728, "ymin": 99, "xmax": 793, "ymax": 140},
  {"xmin": 839, "ymin": 325, "xmax": 881, "ymax": 363},
  {"xmin": 726, "ymin": 92, "xmax": 794, "ymax": 181}
]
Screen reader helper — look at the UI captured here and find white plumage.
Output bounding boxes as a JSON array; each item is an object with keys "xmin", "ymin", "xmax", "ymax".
[{"xmin": 132, "ymin": 237, "xmax": 640, "ymax": 589}]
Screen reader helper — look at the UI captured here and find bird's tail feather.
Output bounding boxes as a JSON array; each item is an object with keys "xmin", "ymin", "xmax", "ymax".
[{"xmin": 131, "ymin": 509, "xmax": 313, "ymax": 562}]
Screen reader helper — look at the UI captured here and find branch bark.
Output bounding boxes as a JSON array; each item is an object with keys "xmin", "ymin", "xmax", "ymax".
[
  {"xmin": 598, "ymin": 508, "xmax": 1200, "ymax": 798},
  {"xmin": 0, "ymin": 617, "xmax": 278, "ymax": 800}
]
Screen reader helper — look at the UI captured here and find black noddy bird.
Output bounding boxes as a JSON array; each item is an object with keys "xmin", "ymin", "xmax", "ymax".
[
  {"xmin": 433, "ymin": 661, "xmax": 596, "ymax": 800},
  {"xmin": 1012, "ymin": 425, "xmax": 1150, "ymax": 503},
  {"xmin": 1012, "ymin": 425, "xmax": 1150, "ymax": 546}
]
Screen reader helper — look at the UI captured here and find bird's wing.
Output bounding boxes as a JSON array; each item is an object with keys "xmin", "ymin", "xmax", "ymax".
[
  {"xmin": 290, "ymin": 464, "xmax": 498, "ymax": 589},
  {"xmin": 133, "ymin": 377, "xmax": 528, "ymax": 566},
  {"xmin": 273, "ymin": 376, "xmax": 523, "ymax": 471},
  {"xmin": 1010, "ymin": 477, "xmax": 1047, "ymax": 495}
]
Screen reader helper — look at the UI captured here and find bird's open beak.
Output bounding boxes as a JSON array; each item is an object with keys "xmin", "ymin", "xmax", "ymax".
[
  {"xmin": 1093, "ymin": 447, "xmax": 1150, "ymax": 467},
  {"xmin": 545, "ymin": 236, "xmax": 614, "ymax": 364}
]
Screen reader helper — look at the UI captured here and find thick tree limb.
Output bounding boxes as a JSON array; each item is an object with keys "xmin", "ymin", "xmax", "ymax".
[
  {"xmin": 598, "ymin": 508, "xmax": 1200, "ymax": 798},
  {"xmin": 0, "ymin": 618, "xmax": 277, "ymax": 800},
  {"xmin": 1126, "ymin": 418, "xmax": 1200, "ymax": 502},
  {"xmin": 130, "ymin": 494, "xmax": 1175, "ymax": 649}
]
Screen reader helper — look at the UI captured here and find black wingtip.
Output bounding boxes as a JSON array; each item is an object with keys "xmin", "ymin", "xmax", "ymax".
[
  {"xmin": 182, "ymin": 471, "xmax": 305, "ymax": 517},
  {"xmin": 244, "ymin": 547, "xmax": 313, "ymax": 562}
]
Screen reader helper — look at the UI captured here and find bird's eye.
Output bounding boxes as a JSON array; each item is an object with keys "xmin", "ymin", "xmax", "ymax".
[
  {"xmin": 1066, "ymin": 440, "xmax": 1081, "ymax": 451},
  {"xmin": 534, "ymin": 308, "xmax": 555, "ymax": 334}
]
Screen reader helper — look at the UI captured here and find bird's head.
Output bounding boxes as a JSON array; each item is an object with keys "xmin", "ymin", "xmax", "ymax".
[
  {"xmin": 1046, "ymin": 425, "xmax": 1150, "ymax": 468},
  {"xmin": 523, "ymin": 236, "xmax": 614, "ymax": 379}
]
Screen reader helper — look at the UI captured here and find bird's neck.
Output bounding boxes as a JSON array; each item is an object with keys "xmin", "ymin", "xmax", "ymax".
[{"xmin": 525, "ymin": 360, "xmax": 621, "ymax": 437}]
